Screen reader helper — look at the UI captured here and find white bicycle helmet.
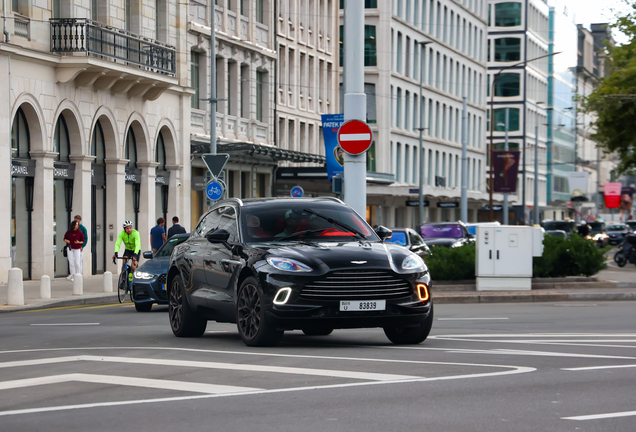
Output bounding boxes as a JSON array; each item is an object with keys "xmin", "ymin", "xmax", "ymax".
[{"xmin": 122, "ymin": 220, "xmax": 133, "ymax": 228}]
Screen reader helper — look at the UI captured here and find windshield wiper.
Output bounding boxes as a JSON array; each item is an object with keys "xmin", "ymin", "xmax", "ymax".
[
  {"xmin": 302, "ymin": 209, "xmax": 365, "ymax": 239},
  {"xmin": 280, "ymin": 229, "xmax": 328, "ymax": 241}
]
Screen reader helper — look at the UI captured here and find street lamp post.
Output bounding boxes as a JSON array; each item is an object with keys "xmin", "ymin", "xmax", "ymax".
[
  {"xmin": 418, "ymin": 40, "xmax": 432, "ymax": 226},
  {"xmin": 488, "ymin": 52, "xmax": 560, "ymax": 222}
]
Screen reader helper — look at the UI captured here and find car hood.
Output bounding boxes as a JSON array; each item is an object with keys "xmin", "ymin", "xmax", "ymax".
[
  {"xmin": 250, "ymin": 241, "xmax": 419, "ymax": 273},
  {"xmin": 137, "ymin": 257, "xmax": 171, "ymax": 275},
  {"xmin": 423, "ymin": 238, "xmax": 461, "ymax": 247}
]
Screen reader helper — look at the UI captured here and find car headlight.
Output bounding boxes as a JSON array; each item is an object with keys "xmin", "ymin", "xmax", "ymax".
[
  {"xmin": 402, "ymin": 254, "xmax": 425, "ymax": 271},
  {"xmin": 266, "ymin": 257, "xmax": 313, "ymax": 272},
  {"xmin": 134, "ymin": 271, "xmax": 157, "ymax": 280}
]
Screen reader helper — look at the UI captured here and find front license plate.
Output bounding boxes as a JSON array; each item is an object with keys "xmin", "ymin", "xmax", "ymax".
[
  {"xmin": 161, "ymin": 283, "xmax": 166, "ymax": 291},
  {"xmin": 339, "ymin": 300, "xmax": 386, "ymax": 311}
]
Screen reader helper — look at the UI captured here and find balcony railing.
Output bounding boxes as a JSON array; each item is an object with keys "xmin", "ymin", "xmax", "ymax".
[{"xmin": 50, "ymin": 18, "xmax": 176, "ymax": 76}]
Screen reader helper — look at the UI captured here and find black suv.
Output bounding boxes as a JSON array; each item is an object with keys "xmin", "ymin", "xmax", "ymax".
[{"xmin": 166, "ymin": 197, "xmax": 433, "ymax": 346}]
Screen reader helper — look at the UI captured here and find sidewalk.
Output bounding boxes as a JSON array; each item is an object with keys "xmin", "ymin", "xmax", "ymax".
[{"xmin": 1, "ymin": 268, "xmax": 635, "ymax": 313}]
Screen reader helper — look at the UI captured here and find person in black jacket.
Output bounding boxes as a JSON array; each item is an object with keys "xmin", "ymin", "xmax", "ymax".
[{"xmin": 167, "ymin": 216, "xmax": 187, "ymax": 239}]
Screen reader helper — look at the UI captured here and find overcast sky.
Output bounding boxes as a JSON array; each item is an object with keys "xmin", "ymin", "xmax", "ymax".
[{"xmin": 571, "ymin": 0, "xmax": 633, "ymax": 44}]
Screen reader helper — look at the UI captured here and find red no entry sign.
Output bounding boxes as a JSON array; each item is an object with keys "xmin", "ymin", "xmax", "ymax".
[{"xmin": 337, "ymin": 120, "xmax": 372, "ymax": 155}]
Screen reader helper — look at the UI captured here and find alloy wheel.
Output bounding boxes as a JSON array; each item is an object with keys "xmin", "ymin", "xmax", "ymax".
[
  {"xmin": 237, "ymin": 284, "xmax": 260, "ymax": 339},
  {"xmin": 169, "ymin": 281, "xmax": 183, "ymax": 331}
]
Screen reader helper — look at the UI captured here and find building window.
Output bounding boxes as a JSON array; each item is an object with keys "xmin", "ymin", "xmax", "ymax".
[
  {"xmin": 256, "ymin": 0, "xmax": 264, "ymax": 23},
  {"xmin": 396, "ymin": 87, "xmax": 402, "ymax": 128},
  {"xmin": 190, "ymin": 51, "xmax": 200, "ymax": 109},
  {"xmin": 396, "ymin": 32, "xmax": 402, "ymax": 73},
  {"xmin": 495, "ymin": 2, "xmax": 522, "ymax": 27},
  {"xmin": 494, "ymin": 108, "xmax": 520, "ymax": 132},
  {"xmin": 125, "ymin": 129, "xmax": 138, "ymax": 168},
  {"xmin": 256, "ymin": 71, "xmax": 266, "ymax": 122},
  {"xmin": 340, "ymin": 24, "xmax": 375, "ymax": 67},
  {"xmin": 11, "ymin": 107, "xmax": 30, "ymax": 159},
  {"xmin": 494, "ymin": 38, "xmax": 521, "ymax": 62},
  {"xmin": 365, "ymin": 83, "xmax": 377, "ymax": 123},
  {"xmin": 240, "ymin": 65, "xmax": 249, "ymax": 118},
  {"xmin": 494, "ymin": 73, "xmax": 520, "ymax": 97}
]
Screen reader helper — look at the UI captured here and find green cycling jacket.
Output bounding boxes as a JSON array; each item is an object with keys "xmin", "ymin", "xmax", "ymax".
[{"xmin": 114, "ymin": 229, "xmax": 141, "ymax": 254}]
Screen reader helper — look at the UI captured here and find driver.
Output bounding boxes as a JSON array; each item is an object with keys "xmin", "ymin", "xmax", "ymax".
[{"xmin": 275, "ymin": 210, "xmax": 302, "ymax": 238}]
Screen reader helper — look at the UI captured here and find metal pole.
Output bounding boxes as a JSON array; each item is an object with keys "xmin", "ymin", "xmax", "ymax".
[
  {"xmin": 418, "ymin": 41, "xmax": 431, "ymax": 225},
  {"xmin": 503, "ymin": 108, "xmax": 509, "ymax": 225},
  {"xmin": 461, "ymin": 97, "xmax": 468, "ymax": 222},
  {"xmin": 533, "ymin": 125, "xmax": 539, "ymax": 225},
  {"xmin": 343, "ymin": 0, "xmax": 366, "ymax": 216},
  {"xmin": 210, "ymin": 1, "xmax": 217, "ymax": 154}
]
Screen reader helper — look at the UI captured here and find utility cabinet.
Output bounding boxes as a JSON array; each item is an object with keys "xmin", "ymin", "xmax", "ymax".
[{"xmin": 476, "ymin": 226, "xmax": 544, "ymax": 291}]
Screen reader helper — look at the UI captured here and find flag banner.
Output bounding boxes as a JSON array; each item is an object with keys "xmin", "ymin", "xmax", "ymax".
[
  {"xmin": 321, "ymin": 114, "xmax": 345, "ymax": 180},
  {"xmin": 604, "ymin": 182, "xmax": 622, "ymax": 209},
  {"xmin": 493, "ymin": 150, "xmax": 520, "ymax": 193}
]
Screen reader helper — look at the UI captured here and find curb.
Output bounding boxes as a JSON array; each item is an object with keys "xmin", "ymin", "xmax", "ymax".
[{"xmin": 0, "ymin": 294, "xmax": 119, "ymax": 313}]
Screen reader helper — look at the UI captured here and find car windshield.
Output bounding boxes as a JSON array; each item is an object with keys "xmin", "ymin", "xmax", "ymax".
[
  {"xmin": 607, "ymin": 225, "xmax": 627, "ymax": 232},
  {"xmin": 155, "ymin": 236, "xmax": 188, "ymax": 257},
  {"xmin": 385, "ymin": 231, "xmax": 407, "ymax": 246},
  {"xmin": 240, "ymin": 202, "xmax": 378, "ymax": 243},
  {"xmin": 547, "ymin": 231, "xmax": 566, "ymax": 238},
  {"xmin": 420, "ymin": 224, "xmax": 463, "ymax": 238},
  {"xmin": 588, "ymin": 222, "xmax": 604, "ymax": 234},
  {"xmin": 541, "ymin": 221, "xmax": 573, "ymax": 232}
]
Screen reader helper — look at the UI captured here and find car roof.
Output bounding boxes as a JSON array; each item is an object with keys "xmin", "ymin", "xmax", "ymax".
[
  {"xmin": 420, "ymin": 222, "xmax": 466, "ymax": 227},
  {"xmin": 241, "ymin": 197, "xmax": 343, "ymax": 205},
  {"xmin": 169, "ymin": 233, "xmax": 190, "ymax": 239}
]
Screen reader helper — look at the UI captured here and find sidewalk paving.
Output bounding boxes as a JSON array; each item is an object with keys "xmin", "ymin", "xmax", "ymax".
[{"xmin": 1, "ymin": 267, "xmax": 635, "ymax": 313}]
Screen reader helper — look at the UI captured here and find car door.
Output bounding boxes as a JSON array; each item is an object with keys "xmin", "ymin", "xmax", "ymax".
[
  {"xmin": 204, "ymin": 206, "xmax": 243, "ymax": 321},
  {"xmin": 187, "ymin": 208, "xmax": 222, "ymax": 308}
]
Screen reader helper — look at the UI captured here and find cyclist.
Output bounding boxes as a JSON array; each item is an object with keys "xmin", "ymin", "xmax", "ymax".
[{"xmin": 112, "ymin": 221, "xmax": 141, "ymax": 276}]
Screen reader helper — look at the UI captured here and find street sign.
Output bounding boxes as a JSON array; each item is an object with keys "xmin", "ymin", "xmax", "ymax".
[
  {"xmin": 337, "ymin": 120, "xmax": 372, "ymax": 155},
  {"xmin": 202, "ymin": 153, "xmax": 230, "ymax": 179},
  {"xmin": 206, "ymin": 180, "xmax": 224, "ymax": 201},
  {"xmin": 290, "ymin": 186, "xmax": 304, "ymax": 198}
]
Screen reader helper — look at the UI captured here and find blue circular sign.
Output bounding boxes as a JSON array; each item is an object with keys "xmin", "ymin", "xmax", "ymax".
[
  {"xmin": 290, "ymin": 186, "xmax": 304, "ymax": 198},
  {"xmin": 206, "ymin": 181, "xmax": 224, "ymax": 201}
]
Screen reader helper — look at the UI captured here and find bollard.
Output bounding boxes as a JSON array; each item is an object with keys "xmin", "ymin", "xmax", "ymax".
[
  {"xmin": 40, "ymin": 275, "xmax": 51, "ymax": 299},
  {"xmin": 73, "ymin": 274, "xmax": 83, "ymax": 296},
  {"xmin": 103, "ymin": 271, "xmax": 113, "ymax": 293},
  {"xmin": 8, "ymin": 268, "xmax": 24, "ymax": 306}
]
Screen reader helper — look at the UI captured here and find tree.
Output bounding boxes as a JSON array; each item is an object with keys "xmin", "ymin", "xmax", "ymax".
[{"xmin": 582, "ymin": 3, "xmax": 636, "ymax": 175}]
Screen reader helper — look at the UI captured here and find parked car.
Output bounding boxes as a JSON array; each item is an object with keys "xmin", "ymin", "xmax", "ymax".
[
  {"xmin": 166, "ymin": 197, "xmax": 433, "ymax": 347},
  {"xmin": 587, "ymin": 221, "xmax": 609, "ymax": 247},
  {"xmin": 417, "ymin": 222, "xmax": 474, "ymax": 248},
  {"xmin": 541, "ymin": 220, "xmax": 576, "ymax": 237},
  {"xmin": 606, "ymin": 223, "xmax": 631, "ymax": 245},
  {"xmin": 545, "ymin": 230, "xmax": 567, "ymax": 238},
  {"xmin": 626, "ymin": 221, "xmax": 636, "ymax": 231},
  {"xmin": 132, "ymin": 233, "xmax": 190, "ymax": 312},
  {"xmin": 466, "ymin": 222, "xmax": 500, "ymax": 236},
  {"xmin": 385, "ymin": 228, "xmax": 431, "ymax": 257}
]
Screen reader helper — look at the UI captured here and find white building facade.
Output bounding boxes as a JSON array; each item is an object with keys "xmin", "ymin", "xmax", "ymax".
[
  {"xmin": 341, "ymin": 0, "xmax": 490, "ymax": 228},
  {"xmin": 1, "ymin": 0, "xmax": 192, "ymax": 283},
  {"xmin": 487, "ymin": 0, "xmax": 549, "ymax": 224}
]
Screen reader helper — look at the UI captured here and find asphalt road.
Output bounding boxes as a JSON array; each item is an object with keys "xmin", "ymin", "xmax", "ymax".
[{"xmin": 1, "ymin": 301, "xmax": 635, "ymax": 432}]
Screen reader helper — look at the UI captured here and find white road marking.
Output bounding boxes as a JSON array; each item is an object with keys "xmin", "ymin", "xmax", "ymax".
[
  {"xmin": 0, "ymin": 355, "xmax": 420, "ymax": 381},
  {"xmin": 30, "ymin": 323, "xmax": 100, "ymax": 326},
  {"xmin": 0, "ymin": 365, "xmax": 535, "ymax": 417},
  {"xmin": 383, "ymin": 346, "xmax": 636, "ymax": 360},
  {"xmin": 563, "ymin": 410, "xmax": 636, "ymax": 421},
  {"xmin": 0, "ymin": 373, "xmax": 260, "ymax": 394},
  {"xmin": 430, "ymin": 333, "xmax": 636, "ymax": 338},
  {"xmin": 562, "ymin": 364, "xmax": 636, "ymax": 371},
  {"xmin": 437, "ymin": 318, "xmax": 509, "ymax": 321}
]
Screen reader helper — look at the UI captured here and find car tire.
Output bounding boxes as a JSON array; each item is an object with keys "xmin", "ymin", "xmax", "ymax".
[
  {"xmin": 134, "ymin": 302, "xmax": 152, "ymax": 312},
  {"xmin": 383, "ymin": 303, "xmax": 434, "ymax": 345},
  {"xmin": 168, "ymin": 275, "xmax": 207, "ymax": 337},
  {"xmin": 302, "ymin": 328, "xmax": 333, "ymax": 336},
  {"xmin": 614, "ymin": 251, "xmax": 627, "ymax": 268},
  {"xmin": 237, "ymin": 277, "xmax": 283, "ymax": 347}
]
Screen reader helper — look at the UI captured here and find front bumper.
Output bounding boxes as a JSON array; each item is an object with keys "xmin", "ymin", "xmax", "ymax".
[{"xmin": 133, "ymin": 275, "xmax": 168, "ymax": 304}]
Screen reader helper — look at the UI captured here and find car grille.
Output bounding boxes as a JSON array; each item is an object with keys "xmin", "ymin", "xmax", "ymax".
[{"xmin": 301, "ymin": 270, "xmax": 412, "ymax": 301}]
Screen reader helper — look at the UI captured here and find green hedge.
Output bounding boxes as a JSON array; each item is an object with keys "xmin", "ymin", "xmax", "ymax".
[{"xmin": 424, "ymin": 235, "xmax": 608, "ymax": 281}]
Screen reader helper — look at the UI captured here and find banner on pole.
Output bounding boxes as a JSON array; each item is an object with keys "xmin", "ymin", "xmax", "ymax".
[
  {"xmin": 567, "ymin": 172, "xmax": 589, "ymax": 202},
  {"xmin": 604, "ymin": 182, "xmax": 622, "ymax": 209},
  {"xmin": 321, "ymin": 114, "xmax": 345, "ymax": 180},
  {"xmin": 493, "ymin": 150, "xmax": 520, "ymax": 193}
]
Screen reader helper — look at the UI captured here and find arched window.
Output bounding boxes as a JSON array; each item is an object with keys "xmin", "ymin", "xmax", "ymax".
[
  {"xmin": 91, "ymin": 121, "xmax": 106, "ymax": 164},
  {"xmin": 156, "ymin": 132, "xmax": 166, "ymax": 171},
  {"xmin": 125, "ymin": 129, "xmax": 138, "ymax": 168},
  {"xmin": 11, "ymin": 107, "xmax": 30, "ymax": 159},
  {"xmin": 53, "ymin": 115, "xmax": 70, "ymax": 162}
]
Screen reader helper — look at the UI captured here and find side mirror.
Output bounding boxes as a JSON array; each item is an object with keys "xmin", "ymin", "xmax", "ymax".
[
  {"xmin": 375, "ymin": 225, "xmax": 393, "ymax": 241},
  {"xmin": 206, "ymin": 229, "xmax": 230, "ymax": 244},
  {"xmin": 143, "ymin": 251, "xmax": 153, "ymax": 259}
]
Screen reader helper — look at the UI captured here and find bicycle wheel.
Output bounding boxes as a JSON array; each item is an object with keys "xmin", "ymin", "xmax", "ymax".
[{"xmin": 118, "ymin": 271, "xmax": 130, "ymax": 303}]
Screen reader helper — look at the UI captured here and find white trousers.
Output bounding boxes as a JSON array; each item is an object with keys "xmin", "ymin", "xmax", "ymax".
[{"xmin": 67, "ymin": 248, "xmax": 82, "ymax": 276}]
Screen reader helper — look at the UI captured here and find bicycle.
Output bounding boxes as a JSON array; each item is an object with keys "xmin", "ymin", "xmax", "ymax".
[{"xmin": 113, "ymin": 256, "xmax": 136, "ymax": 303}]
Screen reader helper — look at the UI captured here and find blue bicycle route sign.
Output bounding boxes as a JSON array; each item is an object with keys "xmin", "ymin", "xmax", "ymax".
[
  {"xmin": 206, "ymin": 181, "xmax": 224, "ymax": 201},
  {"xmin": 290, "ymin": 186, "xmax": 304, "ymax": 198}
]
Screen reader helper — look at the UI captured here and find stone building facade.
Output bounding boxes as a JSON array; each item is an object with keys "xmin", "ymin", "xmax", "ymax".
[{"xmin": 1, "ymin": 0, "xmax": 191, "ymax": 283}]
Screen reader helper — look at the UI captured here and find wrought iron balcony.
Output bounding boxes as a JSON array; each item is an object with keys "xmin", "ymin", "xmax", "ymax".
[{"xmin": 50, "ymin": 18, "xmax": 176, "ymax": 76}]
